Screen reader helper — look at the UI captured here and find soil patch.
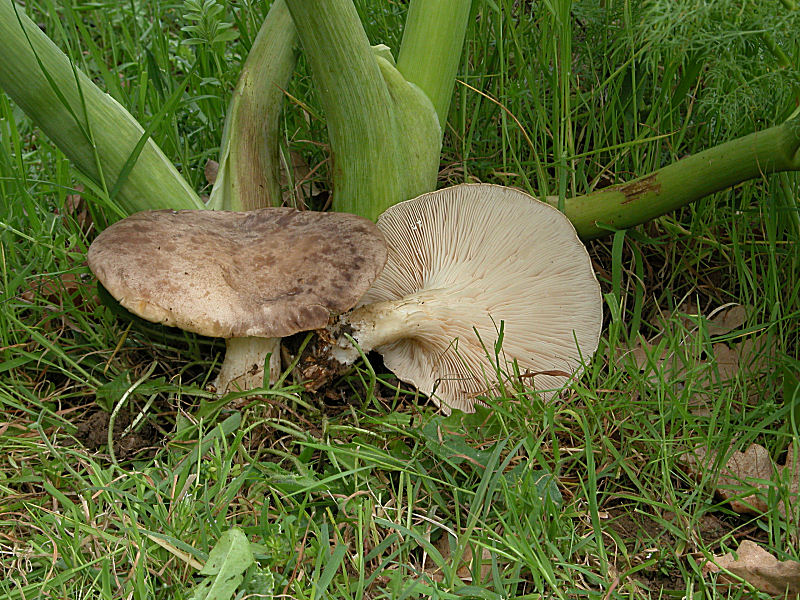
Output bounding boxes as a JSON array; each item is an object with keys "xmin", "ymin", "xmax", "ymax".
[
  {"xmin": 605, "ymin": 506, "xmax": 730, "ymax": 592},
  {"xmin": 76, "ymin": 410, "xmax": 159, "ymax": 460}
]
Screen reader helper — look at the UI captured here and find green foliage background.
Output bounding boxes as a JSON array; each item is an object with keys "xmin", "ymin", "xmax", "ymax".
[{"xmin": 0, "ymin": 1, "xmax": 798, "ymax": 598}]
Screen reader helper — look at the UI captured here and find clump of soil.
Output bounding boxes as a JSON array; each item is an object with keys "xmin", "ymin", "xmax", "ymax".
[
  {"xmin": 281, "ymin": 327, "xmax": 351, "ymax": 392},
  {"xmin": 76, "ymin": 410, "xmax": 159, "ymax": 460}
]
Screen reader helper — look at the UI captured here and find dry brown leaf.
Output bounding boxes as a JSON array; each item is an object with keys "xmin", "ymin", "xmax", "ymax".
[
  {"xmin": 624, "ymin": 337, "xmax": 768, "ymax": 385},
  {"xmin": 673, "ymin": 301, "xmax": 747, "ymax": 335},
  {"xmin": 429, "ymin": 534, "xmax": 494, "ymax": 583},
  {"xmin": 783, "ymin": 451, "xmax": 800, "ymax": 516},
  {"xmin": 705, "ymin": 541, "xmax": 800, "ymax": 597},
  {"xmin": 682, "ymin": 443, "xmax": 800, "ymax": 516},
  {"xmin": 20, "ymin": 273, "xmax": 86, "ymax": 306},
  {"xmin": 17, "ymin": 273, "xmax": 97, "ymax": 333},
  {"xmin": 620, "ymin": 303, "xmax": 775, "ymax": 412},
  {"xmin": 622, "ymin": 336, "xmax": 727, "ymax": 397},
  {"xmin": 56, "ymin": 184, "xmax": 93, "ymax": 234},
  {"xmin": 684, "ymin": 444, "xmax": 772, "ymax": 514},
  {"xmin": 710, "ymin": 342, "xmax": 741, "ymax": 381},
  {"xmin": 707, "ymin": 304, "xmax": 748, "ymax": 336},
  {"xmin": 736, "ymin": 335, "xmax": 777, "ymax": 373},
  {"xmin": 204, "ymin": 159, "xmax": 219, "ymax": 185}
]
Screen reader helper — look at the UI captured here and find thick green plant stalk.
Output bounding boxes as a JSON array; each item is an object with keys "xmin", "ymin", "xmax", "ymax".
[
  {"xmin": 0, "ymin": 0, "xmax": 202, "ymax": 215},
  {"xmin": 558, "ymin": 115, "xmax": 800, "ymax": 239},
  {"xmin": 208, "ymin": 0, "xmax": 297, "ymax": 211},
  {"xmin": 396, "ymin": 0, "xmax": 472, "ymax": 128},
  {"xmin": 284, "ymin": 0, "xmax": 441, "ymax": 220}
]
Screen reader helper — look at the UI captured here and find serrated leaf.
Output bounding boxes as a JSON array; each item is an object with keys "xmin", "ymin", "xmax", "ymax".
[
  {"xmin": 422, "ymin": 415, "xmax": 494, "ymax": 469},
  {"xmin": 504, "ymin": 464, "xmax": 563, "ymax": 507},
  {"xmin": 95, "ymin": 370, "xmax": 130, "ymax": 412}
]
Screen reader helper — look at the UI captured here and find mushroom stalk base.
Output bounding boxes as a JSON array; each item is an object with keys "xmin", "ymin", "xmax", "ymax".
[
  {"xmin": 331, "ymin": 298, "xmax": 423, "ymax": 364},
  {"xmin": 214, "ymin": 337, "xmax": 282, "ymax": 395},
  {"xmin": 292, "ymin": 298, "xmax": 427, "ymax": 390}
]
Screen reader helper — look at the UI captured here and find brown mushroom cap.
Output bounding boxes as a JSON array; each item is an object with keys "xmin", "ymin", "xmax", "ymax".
[
  {"xmin": 359, "ymin": 184, "xmax": 602, "ymax": 412},
  {"xmin": 88, "ymin": 208, "xmax": 387, "ymax": 338}
]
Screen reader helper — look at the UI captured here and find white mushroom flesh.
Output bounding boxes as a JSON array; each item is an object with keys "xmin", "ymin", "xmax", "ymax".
[
  {"xmin": 213, "ymin": 337, "xmax": 282, "ymax": 395},
  {"xmin": 335, "ymin": 184, "xmax": 603, "ymax": 413}
]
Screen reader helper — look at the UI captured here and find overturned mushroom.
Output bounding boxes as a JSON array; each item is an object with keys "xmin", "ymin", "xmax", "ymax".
[
  {"xmin": 87, "ymin": 208, "xmax": 386, "ymax": 394},
  {"xmin": 323, "ymin": 184, "xmax": 603, "ymax": 413}
]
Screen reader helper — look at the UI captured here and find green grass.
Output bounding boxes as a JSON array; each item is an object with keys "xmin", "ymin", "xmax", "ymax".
[{"xmin": 1, "ymin": 0, "xmax": 799, "ymax": 598}]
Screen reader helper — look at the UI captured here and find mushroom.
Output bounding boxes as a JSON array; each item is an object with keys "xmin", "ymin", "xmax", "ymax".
[
  {"xmin": 325, "ymin": 184, "xmax": 603, "ymax": 413},
  {"xmin": 87, "ymin": 208, "xmax": 386, "ymax": 394}
]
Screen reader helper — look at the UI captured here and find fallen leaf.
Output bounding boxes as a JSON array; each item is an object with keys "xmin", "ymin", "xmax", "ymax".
[
  {"xmin": 20, "ymin": 273, "xmax": 81, "ymax": 305},
  {"xmin": 56, "ymin": 185, "xmax": 93, "ymax": 234},
  {"xmin": 431, "ymin": 533, "xmax": 494, "ymax": 583},
  {"xmin": 707, "ymin": 304, "xmax": 747, "ymax": 336},
  {"xmin": 736, "ymin": 334, "xmax": 777, "ymax": 374},
  {"xmin": 705, "ymin": 541, "xmax": 800, "ymax": 597},
  {"xmin": 19, "ymin": 273, "xmax": 97, "ymax": 315},
  {"xmin": 682, "ymin": 443, "xmax": 800, "ymax": 516},
  {"xmin": 205, "ymin": 159, "xmax": 219, "ymax": 186},
  {"xmin": 620, "ymin": 303, "xmax": 774, "ymax": 410},
  {"xmin": 17, "ymin": 273, "xmax": 98, "ymax": 333}
]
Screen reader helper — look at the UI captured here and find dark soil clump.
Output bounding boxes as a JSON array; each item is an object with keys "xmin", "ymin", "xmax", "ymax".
[{"xmin": 76, "ymin": 410, "xmax": 159, "ymax": 460}]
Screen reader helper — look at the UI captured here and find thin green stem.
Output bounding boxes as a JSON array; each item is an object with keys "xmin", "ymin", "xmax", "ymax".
[
  {"xmin": 396, "ymin": 0, "xmax": 472, "ymax": 128},
  {"xmin": 761, "ymin": 31, "xmax": 792, "ymax": 69},
  {"xmin": 0, "ymin": 0, "xmax": 202, "ymax": 215},
  {"xmin": 558, "ymin": 116, "xmax": 800, "ymax": 239},
  {"xmin": 208, "ymin": 0, "xmax": 297, "ymax": 211}
]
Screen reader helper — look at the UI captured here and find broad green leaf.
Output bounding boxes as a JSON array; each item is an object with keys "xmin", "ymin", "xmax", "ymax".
[
  {"xmin": 189, "ymin": 528, "xmax": 254, "ymax": 600},
  {"xmin": 200, "ymin": 528, "xmax": 253, "ymax": 576},
  {"xmin": 422, "ymin": 414, "xmax": 495, "ymax": 468},
  {"xmin": 95, "ymin": 370, "xmax": 130, "ymax": 412}
]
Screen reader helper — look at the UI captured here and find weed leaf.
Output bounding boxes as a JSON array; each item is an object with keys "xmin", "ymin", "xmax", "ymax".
[{"xmin": 190, "ymin": 528, "xmax": 254, "ymax": 600}]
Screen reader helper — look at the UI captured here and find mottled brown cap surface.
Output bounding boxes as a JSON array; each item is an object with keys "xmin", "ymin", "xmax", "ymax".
[{"xmin": 88, "ymin": 208, "xmax": 387, "ymax": 338}]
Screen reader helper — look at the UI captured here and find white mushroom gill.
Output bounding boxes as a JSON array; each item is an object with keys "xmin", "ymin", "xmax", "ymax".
[{"xmin": 330, "ymin": 184, "xmax": 603, "ymax": 413}]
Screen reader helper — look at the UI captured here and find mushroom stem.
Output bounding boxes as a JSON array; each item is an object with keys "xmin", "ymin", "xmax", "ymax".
[
  {"xmin": 208, "ymin": 0, "xmax": 297, "ymax": 211},
  {"xmin": 331, "ymin": 297, "xmax": 427, "ymax": 364},
  {"xmin": 214, "ymin": 337, "xmax": 282, "ymax": 394}
]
